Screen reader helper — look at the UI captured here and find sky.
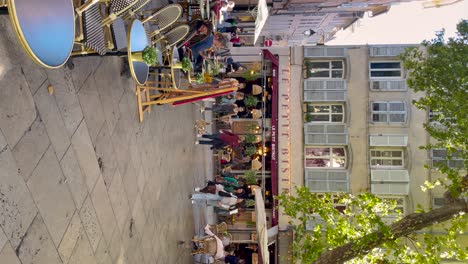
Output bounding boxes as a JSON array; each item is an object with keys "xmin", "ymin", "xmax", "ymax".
[{"xmin": 328, "ymin": 0, "xmax": 468, "ymax": 45}]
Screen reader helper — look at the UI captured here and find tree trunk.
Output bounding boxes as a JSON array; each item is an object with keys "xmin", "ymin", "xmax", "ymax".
[{"xmin": 312, "ymin": 200, "xmax": 468, "ymax": 264}]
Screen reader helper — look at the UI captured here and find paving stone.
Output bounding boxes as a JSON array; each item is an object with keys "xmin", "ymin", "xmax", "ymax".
[
  {"xmin": 130, "ymin": 195, "xmax": 145, "ymax": 239},
  {"xmin": 108, "ymin": 228, "xmax": 122, "ymax": 263},
  {"xmin": 136, "ymin": 165, "xmax": 146, "ymax": 196},
  {"xmin": 70, "ymin": 56, "xmax": 102, "ymax": 93},
  {"xmin": 79, "ymin": 196, "xmax": 103, "ymax": 253},
  {"xmin": 58, "ymin": 211, "xmax": 84, "ymax": 264},
  {"xmin": 107, "ymin": 171, "xmax": 130, "ymax": 235},
  {"xmin": 34, "ymin": 82, "xmax": 71, "ymax": 160},
  {"xmin": 77, "ymin": 76, "xmax": 106, "ymax": 144},
  {"xmin": 0, "ymin": 145, "xmax": 38, "ymax": 249},
  {"xmin": 60, "ymin": 146, "xmax": 88, "ymax": 210},
  {"xmin": 71, "ymin": 121, "xmax": 101, "ymax": 192},
  {"xmin": 0, "ymin": 240, "xmax": 22, "ymax": 264},
  {"xmin": 46, "ymin": 68, "xmax": 84, "ymax": 137},
  {"xmin": 67, "ymin": 232, "xmax": 97, "ymax": 264},
  {"xmin": 0, "ymin": 68, "xmax": 37, "ymax": 148},
  {"xmin": 94, "ymin": 123, "xmax": 117, "ymax": 189},
  {"xmin": 94, "ymin": 237, "xmax": 112, "ymax": 264},
  {"xmin": 91, "ymin": 176, "xmax": 117, "ymax": 246},
  {"xmin": 16, "ymin": 214, "xmax": 62, "ymax": 264},
  {"xmin": 12, "ymin": 117, "xmax": 50, "ymax": 181},
  {"xmin": 27, "ymin": 146, "xmax": 75, "ymax": 247},
  {"xmin": 0, "ymin": 227, "xmax": 7, "ymax": 253},
  {"xmin": 121, "ymin": 162, "xmax": 138, "ymax": 211},
  {"xmin": 0, "ymin": 130, "xmax": 6, "ymax": 150}
]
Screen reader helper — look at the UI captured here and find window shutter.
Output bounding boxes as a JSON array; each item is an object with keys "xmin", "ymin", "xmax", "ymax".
[
  {"xmin": 369, "ymin": 46, "xmax": 406, "ymax": 57},
  {"xmin": 305, "ymin": 47, "xmax": 346, "ymax": 57},
  {"xmin": 304, "ymin": 80, "xmax": 346, "ymax": 90},
  {"xmin": 304, "ymin": 80, "xmax": 346, "ymax": 102},
  {"xmin": 370, "ymin": 80, "xmax": 407, "ymax": 91},
  {"xmin": 305, "ymin": 170, "xmax": 349, "ymax": 192},
  {"xmin": 370, "ymin": 135, "xmax": 408, "ymax": 146},
  {"xmin": 371, "ymin": 170, "xmax": 409, "ymax": 195},
  {"xmin": 305, "ymin": 124, "xmax": 348, "ymax": 145}
]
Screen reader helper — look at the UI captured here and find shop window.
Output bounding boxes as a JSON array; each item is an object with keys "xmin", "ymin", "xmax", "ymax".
[
  {"xmin": 305, "ymin": 146, "xmax": 346, "ymax": 168},
  {"xmin": 371, "ymin": 101, "xmax": 407, "ymax": 123},
  {"xmin": 369, "ymin": 61, "xmax": 402, "ymax": 78},
  {"xmin": 370, "ymin": 149, "xmax": 405, "ymax": 168},
  {"xmin": 304, "ymin": 104, "xmax": 344, "ymax": 123},
  {"xmin": 305, "ymin": 60, "xmax": 344, "ymax": 78}
]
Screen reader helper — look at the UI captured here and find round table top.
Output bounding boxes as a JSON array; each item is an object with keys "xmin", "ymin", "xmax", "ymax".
[
  {"xmin": 127, "ymin": 19, "xmax": 150, "ymax": 85},
  {"xmin": 7, "ymin": 0, "xmax": 75, "ymax": 68}
]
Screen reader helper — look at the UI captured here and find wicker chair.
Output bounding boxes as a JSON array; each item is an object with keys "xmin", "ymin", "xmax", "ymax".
[
  {"xmin": 72, "ymin": 4, "xmax": 107, "ymax": 55},
  {"xmin": 140, "ymin": 4, "xmax": 183, "ymax": 38},
  {"xmin": 152, "ymin": 24, "xmax": 190, "ymax": 48}
]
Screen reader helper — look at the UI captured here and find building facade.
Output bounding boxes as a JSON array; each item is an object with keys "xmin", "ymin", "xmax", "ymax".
[{"xmin": 230, "ymin": 45, "xmax": 467, "ymax": 263}]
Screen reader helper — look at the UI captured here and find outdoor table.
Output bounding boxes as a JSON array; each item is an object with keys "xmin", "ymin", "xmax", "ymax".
[
  {"xmin": 4, "ymin": 0, "xmax": 75, "ymax": 68},
  {"xmin": 127, "ymin": 18, "xmax": 151, "ymax": 85}
]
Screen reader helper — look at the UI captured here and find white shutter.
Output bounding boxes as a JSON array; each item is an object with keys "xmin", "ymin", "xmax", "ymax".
[
  {"xmin": 305, "ymin": 170, "xmax": 349, "ymax": 192},
  {"xmin": 369, "ymin": 46, "xmax": 406, "ymax": 57},
  {"xmin": 371, "ymin": 170, "xmax": 409, "ymax": 195},
  {"xmin": 304, "ymin": 80, "xmax": 346, "ymax": 90},
  {"xmin": 304, "ymin": 80, "xmax": 347, "ymax": 102},
  {"xmin": 370, "ymin": 135, "xmax": 408, "ymax": 146},
  {"xmin": 370, "ymin": 80, "xmax": 407, "ymax": 91},
  {"xmin": 305, "ymin": 124, "xmax": 348, "ymax": 145},
  {"xmin": 305, "ymin": 47, "xmax": 346, "ymax": 57}
]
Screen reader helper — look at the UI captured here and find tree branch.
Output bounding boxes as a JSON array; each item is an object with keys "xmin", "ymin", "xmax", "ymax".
[{"xmin": 312, "ymin": 200, "xmax": 468, "ymax": 264}]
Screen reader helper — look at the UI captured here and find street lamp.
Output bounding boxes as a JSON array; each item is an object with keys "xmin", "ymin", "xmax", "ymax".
[{"xmin": 303, "ymin": 29, "xmax": 316, "ymax": 37}]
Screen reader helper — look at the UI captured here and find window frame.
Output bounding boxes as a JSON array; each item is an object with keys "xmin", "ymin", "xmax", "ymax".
[
  {"xmin": 377, "ymin": 196, "xmax": 407, "ymax": 217},
  {"xmin": 370, "ymin": 101, "xmax": 407, "ymax": 124},
  {"xmin": 304, "ymin": 103, "xmax": 345, "ymax": 123},
  {"xmin": 305, "ymin": 60, "xmax": 344, "ymax": 79},
  {"xmin": 370, "ymin": 148, "xmax": 405, "ymax": 169},
  {"xmin": 431, "ymin": 149, "xmax": 464, "ymax": 169},
  {"xmin": 369, "ymin": 61, "xmax": 402, "ymax": 79},
  {"xmin": 304, "ymin": 146, "xmax": 347, "ymax": 169}
]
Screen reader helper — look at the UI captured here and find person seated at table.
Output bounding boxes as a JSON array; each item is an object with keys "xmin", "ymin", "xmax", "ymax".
[
  {"xmin": 191, "ymin": 33, "xmax": 228, "ymax": 72},
  {"xmin": 225, "ymin": 57, "xmax": 246, "ymax": 73},
  {"xmin": 183, "ymin": 19, "xmax": 213, "ymax": 48}
]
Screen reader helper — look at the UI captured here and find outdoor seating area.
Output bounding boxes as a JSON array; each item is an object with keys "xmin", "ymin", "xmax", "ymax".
[{"xmin": 1, "ymin": 0, "xmax": 274, "ymax": 263}]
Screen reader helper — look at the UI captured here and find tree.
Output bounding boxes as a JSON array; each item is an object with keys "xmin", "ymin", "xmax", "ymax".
[{"xmin": 277, "ymin": 20, "xmax": 468, "ymax": 264}]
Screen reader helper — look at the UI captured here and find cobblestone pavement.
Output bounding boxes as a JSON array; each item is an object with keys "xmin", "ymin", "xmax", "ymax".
[{"xmin": 0, "ymin": 13, "xmax": 212, "ymax": 264}]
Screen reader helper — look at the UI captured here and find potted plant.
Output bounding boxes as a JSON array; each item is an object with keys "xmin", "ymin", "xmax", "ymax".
[
  {"xmin": 244, "ymin": 95, "xmax": 258, "ymax": 108},
  {"xmin": 244, "ymin": 134, "xmax": 257, "ymax": 143},
  {"xmin": 242, "ymin": 69, "xmax": 259, "ymax": 81},
  {"xmin": 132, "ymin": 46, "xmax": 158, "ymax": 66},
  {"xmin": 244, "ymin": 145, "xmax": 257, "ymax": 156},
  {"xmin": 243, "ymin": 170, "xmax": 257, "ymax": 185},
  {"xmin": 172, "ymin": 57, "xmax": 192, "ymax": 72},
  {"xmin": 304, "ymin": 113, "xmax": 314, "ymax": 123}
]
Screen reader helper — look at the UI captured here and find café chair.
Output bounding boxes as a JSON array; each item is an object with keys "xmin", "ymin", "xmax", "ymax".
[
  {"xmin": 140, "ymin": 4, "xmax": 183, "ymax": 38},
  {"xmin": 72, "ymin": 4, "xmax": 108, "ymax": 55},
  {"xmin": 152, "ymin": 24, "xmax": 190, "ymax": 48},
  {"xmin": 121, "ymin": 0, "xmax": 151, "ymax": 21}
]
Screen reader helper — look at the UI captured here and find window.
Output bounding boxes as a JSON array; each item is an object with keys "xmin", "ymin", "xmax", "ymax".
[
  {"xmin": 432, "ymin": 197, "xmax": 445, "ymax": 209},
  {"xmin": 371, "ymin": 101, "xmax": 406, "ymax": 123},
  {"xmin": 306, "ymin": 61, "xmax": 344, "ymax": 78},
  {"xmin": 370, "ymin": 61, "xmax": 402, "ymax": 78},
  {"xmin": 305, "ymin": 170, "xmax": 349, "ymax": 192},
  {"xmin": 370, "ymin": 149, "xmax": 404, "ymax": 168},
  {"xmin": 431, "ymin": 149, "xmax": 464, "ymax": 168},
  {"xmin": 305, "ymin": 147, "xmax": 346, "ymax": 168},
  {"xmin": 304, "ymin": 104, "xmax": 344, "ymax": 123},
  {"xmin": 378, "ymin": 196, "xmax": 406, "ymax": 216}
]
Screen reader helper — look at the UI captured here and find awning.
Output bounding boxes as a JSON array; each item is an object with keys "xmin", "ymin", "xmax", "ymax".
[
  {"xmin": 254, "ymin": 0, "xmax": 269, "ymax": 44},
  {"xmin": 255, "ymin": 187, "xmax": 270, "ymax": 264}
]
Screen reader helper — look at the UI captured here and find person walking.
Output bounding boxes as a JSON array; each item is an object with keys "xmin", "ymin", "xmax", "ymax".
[{"xmin": 196, "ymin": 130, "xmax": 243, "ymax": 149}]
